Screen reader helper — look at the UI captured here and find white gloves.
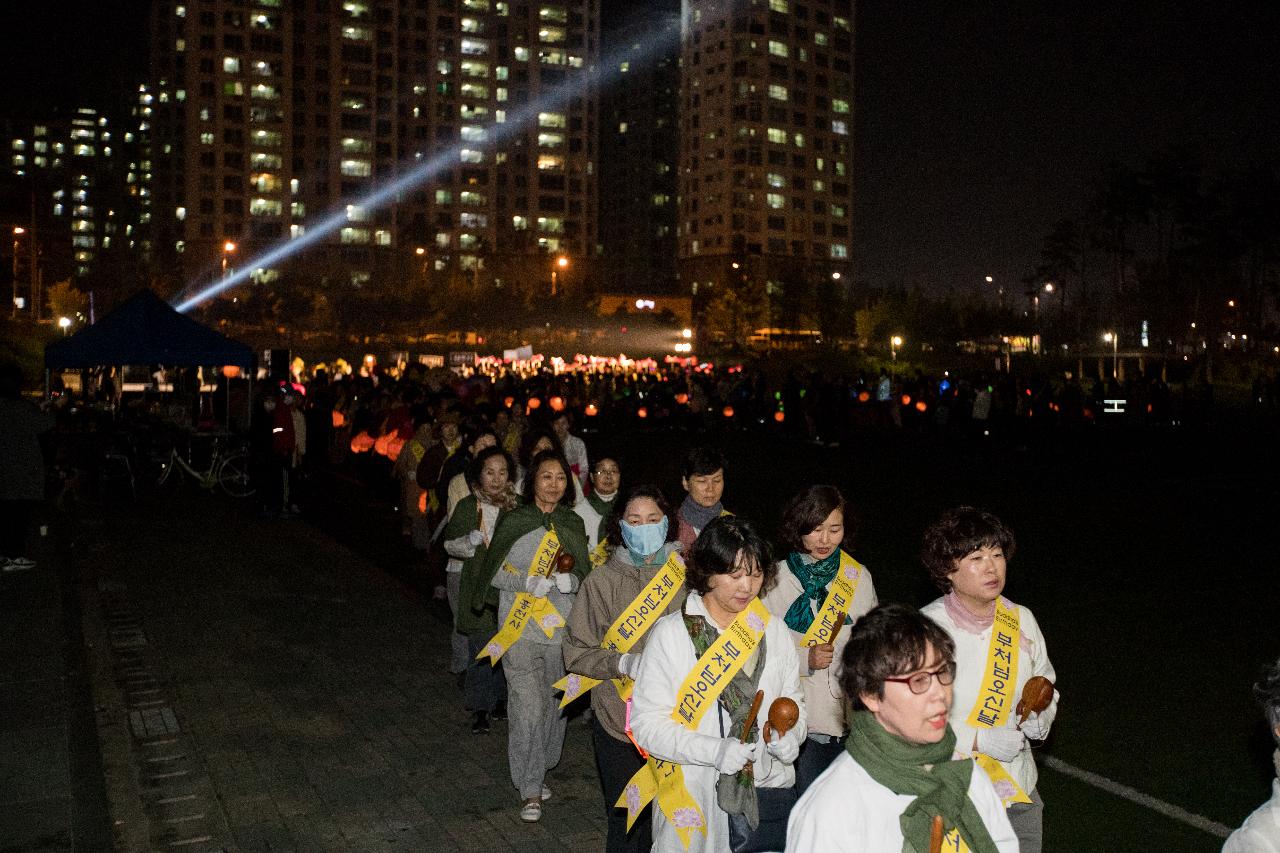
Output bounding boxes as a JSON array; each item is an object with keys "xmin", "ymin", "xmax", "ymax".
[
  {"xmin": 525, "ymin": 575, "xmax": 554, "ymax": 598},
  {"xmin": 467, "ymin": 529, "xmax": 485, "ymax": 547},
  {"xmin": 714, "ymin": 737, "xmax": 757, "ymax": 775},
  {"xmin": 618, "ymin": 652, "xmax": 640, "ymax": 679},
  {"xmin": 976, "ymin": 726, "xmax": 1025, "ymax": 762},
  {"xmin": 1020, "ymin": 711, "xmax": 1050, "ymax": 741},
  {"xmin": 765, "ymin": 730, "xmax": 801, "ymax": 764},
  {"xmin": 555, "ymin": 572, "xmax": 576, "ymax": 594}
]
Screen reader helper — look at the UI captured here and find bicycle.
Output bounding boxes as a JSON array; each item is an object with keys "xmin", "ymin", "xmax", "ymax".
[{"xmin": 151, "ymin": 432, "xmax": 255, "ymax": 498}]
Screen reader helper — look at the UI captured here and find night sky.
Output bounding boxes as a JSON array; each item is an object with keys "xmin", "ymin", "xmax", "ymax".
[{"xmin": 4, "ymin": 1, "xmax": 1279, "ymax": 295}]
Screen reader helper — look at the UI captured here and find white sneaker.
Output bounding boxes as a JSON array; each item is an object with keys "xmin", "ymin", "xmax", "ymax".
[{"xmin": 519, "ymin": 798, "xmax": 542, "ymax": 822}]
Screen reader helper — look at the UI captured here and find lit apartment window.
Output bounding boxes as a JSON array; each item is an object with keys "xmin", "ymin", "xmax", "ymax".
[
  {"xmin": 768, "ymin": 85, "xmax": 788, "ymax": 101},
  {"xmin": 346, "ymin": 205, "xmax": 368, "ymax": 221},
  {"xmin": 767, "ymin": 128, "xmax": 786, "ymax": 144},
  {"xmin": 251, "ymin": 84, "xmax": 278, "ymax": 100},
  {"xmin": 461, "ymin": 83, "xmax": 489, "ymax": 98},
  {"xmin": 251, "ymin": 153, "xmax": 283, "ymax": 169},
  {"xmin": 460, "ymin": 213, "xmax": 488, "ymax": 228},
  {"xmin": 539, "ymin": 27, "xmax": 566, "ymax": 43},
  {"xmin": 291, "ymin": 202, "xmax": 305, "ymax": 217},
  {"xmin": 341, "ymin": 159, "xmax": 372, "ymax": 177},
  {"xmin": 496, "ymin": 66, "xmax": 509, "ymax": 80},
  {"xmin": 830, "ymin": 204, "xmax": 846, "ymax": 218},
  {"xmin": 253, "ymin": 130, "xmax": 283, "ymax": 147},
  {"xmin": 831, "ymin": 120, "xmax": 849, "ymax": 135},
  {"xmin": 435, "ymin": 190, "xmax": 454, "ymax": 204},
  {"xmin": 435, "ymin": 232, "xmax": 451, "ymax": 247},
  {"xmin": 832, "ymin": 99, "xmax": 850, "ymax": 114},
  {"xmin": 461, "ymin": 61, "xmax": 489, "ymax": 77},
  {"xmin": 459, "ymin": 234, "xmax": 479, "ymax": 249},
  {"xmin": 343, "ymin": 26, "xmax": 372, "ymax": 40},
  {"xmin": 512, "ymin": 216, "xmax": 527, "ymax": 230},
  {"xmin": 342, "ymin": 137, "xmax": 372, "ymax": 154},
  {"xmin": 618, "ymin": 122, "xmax": 627, "ymax": 134},
  {"xmin": 766, "ymin": 193, "xmax": 785, "ymax": 209},
  {"xmin": 793, "ymin": 133, "xmax": 805, "ymax": 147},
  {"xmin": 200, "ymin": 132, "xmax": 215, "ymax": 144},
  {"xmin": 460, "ymin": 149, "xmax": 483, "ymax": 163},
  {"xmin": 463, "ymin": 0, "xmax": 491, "ymax": 9},
  {"xmin": 537, "ymin": 217, "xmax": 563, "ymax": 233},
  {"xmin": 538, "ymin": 132, "xmax": 564, "ymax": 148},
  {"xmin": 462, "ymin": 38, "xmax": 489, "ymax": 55},
  {"xmin": 460, "ymin": 191, "xmax": 486, "ymax": 205},
  {"xmin": 250, "ymin": 198, "xmax": 282, "ymax": 216},
  {"xmin": 460, "ymin": 126, "xmax": 486, "ymax": 143},
  {"xmin": 537, "ymin": 155, "xmax": 563, "ymax": 170},
  {"xmin": 340, "ymin": 227, "xmax": 370, "ymax": 244},
  {"xmin": 540, "ymin": 49, "xmax": 566, "ymax": 65},
  {"xmin": 343, "ymin": 1, "xmax": 370, "ymax": 16},
  {"xmin": 814, "ymin": 32, "xmax": 828, "ymax": 46},
  {"xmin": 374, "ymin": 230, "xmax": 392, "ymax": 246},
  {"xmin": 538, "ymin": 112, "xmax": 566, "ymax": 128},
  {"xmin": 769, "ymin": 0, "xmax": 788, "ymax": 11},
  {"xmin": 769, "ymin": 41, "xmax": 788, "ymax": 58},
  {"xmin": 514, "ymin": 46, "xmax": 529, "ymax": 61},
  {"xmin": 252, "ymin": 173, "xmax": 280, "ymax": 192},
  {"xmin": 831, "ymin": 244, "xmax": 848, "ymax": 259},
  {"xmin": 539, "ymin": 6, "xmax": 568, "ymax": 22},
  {"xmin": 224, "ymin": 57, "xmax": 241, "ymax": 73},
  {"xmin": 175, "ymin": 5, "xmax": 186, "ymax": 15},
  {"xmin": 290, "ymin": 224, "xmax": 306, "ymax": 239},
  {"xmin": 767, "ymin": 173, "xmax": 786, "ymax": 188}
]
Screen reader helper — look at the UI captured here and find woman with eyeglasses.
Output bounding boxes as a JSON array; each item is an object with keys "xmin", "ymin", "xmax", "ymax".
[
  {"xmin": 762, "ymin": 485, "xmax": 878, "ymax": 796},
  {"xmin": 919, "ymin": 507, "xmax": 1059, "ymax": 853},
  {"xmin": 563, "ymin": 484, "xmax": 685, "ymax": 853},
  {"xmin": 631, "ymin": 515, "xmax": 806, "ymax": 853},
  {"xmin": 785, "ymin": 603, "xmax": 1018, "ymax": 852}
]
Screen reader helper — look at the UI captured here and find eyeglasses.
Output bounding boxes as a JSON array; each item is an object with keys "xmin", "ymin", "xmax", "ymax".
[{"xmin": 883, "ymin": 662, "xmax": 957, "ymax": 694}]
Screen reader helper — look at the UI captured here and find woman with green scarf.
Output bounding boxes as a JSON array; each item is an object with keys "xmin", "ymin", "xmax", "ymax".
[
  {"xmin": 762, "ymin": 485, "xmax": 878, "ymax": 796},
  {"xmin": 574, "ymin": 455, "xmax": 621, "ymax": 553},
  {"xmin": 785, "ymin": 603, "xmax": 1017, "ymax": 853},
  {"xmin": 481, "ymin": 450, "xmax": 590, "ymax": 823}
]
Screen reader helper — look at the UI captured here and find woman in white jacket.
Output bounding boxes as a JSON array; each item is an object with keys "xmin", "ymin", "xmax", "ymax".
[
  {"xmin": 632, "ymin": 515, "xmax": 806, "ymax": 853},
  {"xmin": 919, "ymin": 506, "xmax": 1059, "ymax": 853}
]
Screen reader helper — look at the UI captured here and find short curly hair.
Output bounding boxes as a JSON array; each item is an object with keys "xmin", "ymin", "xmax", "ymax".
[
  {"xmin": 778, "ymin": 484, "xmax": 851, "ymax": 555},
  {"xmin": 1254, "ymin": 657, "xmax": 1280, "ymax": 743},
  {"xmin": 839, "ymin": 603, "xmax": 956, "ymax": 708},
  {"xmin": 920, "ymin": 506, "xmax": 1017, "ymax": 593},
  {"xmin": 605, "ymin": 483, "xmax": 674, "ymax": 552},
  {"xmin": 685, "ymin": 515, "xmax": 777, "ymax": 595}
]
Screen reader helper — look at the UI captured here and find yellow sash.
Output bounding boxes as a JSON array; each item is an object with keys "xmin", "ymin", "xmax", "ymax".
[
  {"xmin": 475, "ymin": 529, "xmax": 565, "ymax": 665},
  {"xmin": 616, "ymin": 599, "xmax": 772, "ymax": 849},
  {"xmin": 797, "ymin": 551, "xmax": 864, "ymax": 649},
  {"xmin": 941, "ymin": 828, "xmax": 971, "ymax": 852},
  {"xmin": 589, "ymin": 539, "xmax": 610, "ymax": 568},
  {"xmin": 964, "ymin": 598, "xmax": 1033, "ymax": 807},
  {"xmin": 553, "ymin": 551, "xmax": 686, "ymax": 708}
]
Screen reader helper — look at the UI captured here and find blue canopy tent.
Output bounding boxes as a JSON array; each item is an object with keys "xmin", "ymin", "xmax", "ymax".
[
  {"xmin": 45, "ymin": 289, "xmax": 252, "ymax": 371},
  {"xmin": 44, "ymin": 289, "xmax": 255, "ymax": 426}
]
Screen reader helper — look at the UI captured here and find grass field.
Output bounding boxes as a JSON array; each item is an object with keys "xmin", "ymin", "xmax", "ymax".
[{"xmin": 597, "ymin": 419, "xmax": 1279, "ymax": 852}]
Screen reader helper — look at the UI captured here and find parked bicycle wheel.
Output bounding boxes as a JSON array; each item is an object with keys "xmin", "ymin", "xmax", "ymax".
[{"xmin": 218, "ymin": 452, "xmax": 255, "ymax": 498}]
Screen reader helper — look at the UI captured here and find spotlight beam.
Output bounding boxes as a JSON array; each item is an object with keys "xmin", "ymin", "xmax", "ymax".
[{"xmin": 174, "ymin": 21, "xmax": 680, "ymax": 313}]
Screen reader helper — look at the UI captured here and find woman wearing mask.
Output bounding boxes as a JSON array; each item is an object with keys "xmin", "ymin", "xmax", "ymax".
[
  {"xmin": 631, "ymin": 516, "xmax": 806, "ymax": 853},
  {"xmin": 563, "ymin": 484, "xmax": 686, "ymax": 853},
  {"xmin": 445, "ymin": 445, "xmax": 518, "ymax": 734},
  {"xmin": 479, "ymin": 450, "xmax": 589, "ymax": 822},
  {"xmin": 762, "ymin": 485, "xmax": 878, "ymax": 796}
]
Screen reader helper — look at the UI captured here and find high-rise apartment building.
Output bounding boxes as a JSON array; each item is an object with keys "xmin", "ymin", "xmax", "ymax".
[
  {"xmin": 678, "ymin": 0, "xmax": 854, "ymax": 327},
  {"xmin": 146, "ymin": 0, "xmax": 599, "ymax": 312},
  {"xmin": 598, "ymin": 3, "xmax": 680, "ymax": 294}
]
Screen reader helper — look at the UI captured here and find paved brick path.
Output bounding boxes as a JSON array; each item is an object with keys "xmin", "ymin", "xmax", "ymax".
[{"xmin": 83, "ymin": 494, "xmax": 608, "ymax": 852}]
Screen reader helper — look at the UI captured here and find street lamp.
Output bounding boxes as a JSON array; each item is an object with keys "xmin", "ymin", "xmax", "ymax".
[
  {"xmin": 58, "ymin": 316, "xmax": 71, "ymax": 336},
  {"xmin": 11, "ymin": 227, "xmax": 24, "ymax": 318},
  {"xmin": 1103, "ymin": 331, "xmax": 1118, "ymax": 379},
  {"xmin": 550, "ymin": 254, "xmax": 568, "ymax": 295},
  {"xmin": 890, "ymin": 335, "xmax": 903, "ymax": 363}
]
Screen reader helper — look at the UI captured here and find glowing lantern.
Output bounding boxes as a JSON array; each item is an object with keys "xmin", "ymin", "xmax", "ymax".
[
  {"xmin": 221, "ymin": 365, "xmax": 241, "ymax": 378},
  {"xmin": 584, "ymin": 403, "xmax": 599, "ymax": 417},
  {"xmin": 722, "ymin": 406, "xmax": 735, "ymax": 418},
  {"xmin": 900, "ymin": 395, "xmax": 912, "ymax": 406},
  {"xmin": 527, "ymin": 397, "xmax": 542, "ymax": 410},
  {"xmin": 914, "ymin": 400, "xmax": 927, "ymax": 412},
  {"xmin": 418, "ymin": 491, "xmax": 428, "ymax": 513},
  {"xmin": 675, "ymin": 392, "xmax": 689, "ymax": 405},
  {"xmin": 504, "ymin": 396, "xmax": 515, "ymax": 408},
  {"xmin": 374, "ymin": 433, "xmax": 395, "ymax": 457},
  {"xmin": 636, "ymin": 406, "xmax": 649, "ymax": 419},
  {"xmin": 549, "ymin": 395, "xmax": 566, "ymax": 412},
  {"xmin": 350, "ymin": 431, "xmax": 376, "ymax": 453},
  {"xmin": 773, "ymin": 410, "xmax": 785, "ymax": 423},
  {"xmin": 331, "ymin": 410, "xmax": 347, "ymax": 428},
  {"xmin": 857, "ymin": 390, "xmax": 871, "ymax": 403},
  {"xmin": 384, "ymin": 435, "xmax": 406, "ymax": 461}
]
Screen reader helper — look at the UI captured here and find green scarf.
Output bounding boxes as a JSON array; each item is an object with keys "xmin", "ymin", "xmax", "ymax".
[
  {"xmin": 586, "ymin": 490, "xmax": 615, "ymax": 545},
  {"xmin": 448, "ymin": 495, "xmax": 503, "ymax": 636},
  {"xmin": 479, "ymin": 502, "xmax": 590, "ymax": 610},
  {"xmin": 845, "ymin": 710, "xmax": 999, "ymax": 853},
  {"xmin": 683, "ymin": 603, "xmax": 768, "ymax": 829},
  {"xmin": 783, "ymin": 550, "xmax": 842, "ymax": 634}
]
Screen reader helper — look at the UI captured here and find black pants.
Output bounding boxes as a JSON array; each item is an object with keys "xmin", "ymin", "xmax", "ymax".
[
  {"xmin": 1, "ymin": 500, "xmax": 33, "ymax": 559},
  {"xmin": 464, "ymin": 633, "xmax": 507, "ymax": 712},
  {"xmin": 794, "ymin": 735, "xmax": 844, "ymax": 797},
  {"xmin": 591, "ymin": 716, "xmax": 652, "ymax": 853}
]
